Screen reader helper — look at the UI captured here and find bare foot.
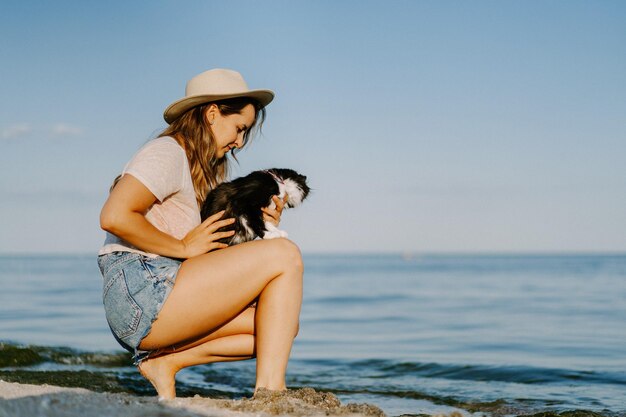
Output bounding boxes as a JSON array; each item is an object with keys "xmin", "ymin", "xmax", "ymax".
[{"xmin": 138, "ymin": 355, "xmax": 177, "ymax": 400}]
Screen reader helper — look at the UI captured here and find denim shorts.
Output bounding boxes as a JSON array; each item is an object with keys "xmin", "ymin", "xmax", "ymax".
[{"xmin": 97, "ymin": 251, "xmax": 182, "ymax": 364}]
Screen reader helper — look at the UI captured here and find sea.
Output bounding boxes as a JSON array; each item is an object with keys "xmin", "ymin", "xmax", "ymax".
[{"xmin": 1, "ymin": 253, "xmax": 625, "ymax": 417}]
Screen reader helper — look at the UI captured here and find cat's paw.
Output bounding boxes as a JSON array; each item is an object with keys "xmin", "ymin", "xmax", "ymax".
[
  {"xmin": 263, "ymin": 230, "xmax": 282, "ymax": 239},
  {"xmin": 263, "ymin": 228, "xmax": 289, "ymax": 239}
]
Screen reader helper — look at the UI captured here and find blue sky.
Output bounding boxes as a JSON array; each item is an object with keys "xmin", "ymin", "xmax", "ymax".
[{"xmin": 0, "ymin": 1, "xmax": 624, "ymax": 254}]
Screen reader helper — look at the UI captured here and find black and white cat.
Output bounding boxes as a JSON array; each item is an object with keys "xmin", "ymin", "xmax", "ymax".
[{"xmin": 200, "ymin": 168, "xmax": 310, "ymax": 245}]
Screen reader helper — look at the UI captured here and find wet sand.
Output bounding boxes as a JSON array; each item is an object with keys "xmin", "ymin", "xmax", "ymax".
[{"xmin": 0, "ymin": 380, "xmax": 386, "ymax": 417}]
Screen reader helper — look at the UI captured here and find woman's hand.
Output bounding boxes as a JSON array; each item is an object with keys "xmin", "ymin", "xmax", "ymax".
[
  {"xmin": 262, "ymin": 195, "xmax": 288, "ymax": 227},
  {"xmin": 180, "ymin": 210, "xmax": 235, "ymax": 258}
]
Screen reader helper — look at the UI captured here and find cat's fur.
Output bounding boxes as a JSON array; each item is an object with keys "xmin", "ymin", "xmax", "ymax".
[{"xmin": 200, "ymin": 168, "xmax": 310, "ymax": 245}]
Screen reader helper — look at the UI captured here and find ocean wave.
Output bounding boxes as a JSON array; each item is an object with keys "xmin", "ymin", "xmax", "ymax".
[
  {"xmin": 342, "ymin": 359, "xmax": 626, "ymax": 386},
  {"xmin": 4, "ymin": 342, "xmax": 625, "ymax": 388},
  {"xmin": 0, "ymin": 341, "xmax": 132, "ymax": 368}
]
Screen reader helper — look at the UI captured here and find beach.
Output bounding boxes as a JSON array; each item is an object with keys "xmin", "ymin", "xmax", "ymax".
[
  {"xmin": 1, "ymin": 254, "xmax": 625, "ymax": 416},
  {"xmin": 0, "ymin": 380, "xmax": 386, "ymax": 417}
]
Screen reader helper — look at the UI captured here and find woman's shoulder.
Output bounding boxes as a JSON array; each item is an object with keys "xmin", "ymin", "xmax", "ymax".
[
  {"xmin": 123, "ymin": 136, "xmax": 188, "ymax": 197},
  {"xmin": 125, "ymin": 136, "xmax": 186, "ymax": 172},
  {"xmin": 142, "ymin": 136, "xmax": 184, "ymax": 152},
  {"xmin": 130, "ymin": 136, "xmax": 186, "ymax": 161}
]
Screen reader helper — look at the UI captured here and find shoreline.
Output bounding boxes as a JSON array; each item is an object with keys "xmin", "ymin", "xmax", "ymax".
[{"xmin": 0, "ymin": 380, "xmax": 386, "ymax": 417}]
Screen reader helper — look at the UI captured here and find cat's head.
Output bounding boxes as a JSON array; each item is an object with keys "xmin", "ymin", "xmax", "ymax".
[{"xmin": 268, "ymin": 168, "xmax": 310, "ymax": 207}]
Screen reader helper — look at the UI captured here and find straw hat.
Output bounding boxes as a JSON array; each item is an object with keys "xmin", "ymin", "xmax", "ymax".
[{"xmin": 163, "ymin": 69, "xmax": 275, "ymax": 124}]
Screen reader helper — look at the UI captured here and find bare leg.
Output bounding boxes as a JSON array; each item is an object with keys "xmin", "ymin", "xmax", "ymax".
[
  {"xmin": 137, "ymin": 238, "xmax": 303, "ymax": 398},
  {"xmin": 139, "ymin": 334, "xmax": 255, "ymax": 399},
  {"xmin": 254, "ymin": 264, "xmax": 301, "ymax": 391},
  {"xmin": 139, "ymin": 307, "xmax": 257, "ymax": 398}
]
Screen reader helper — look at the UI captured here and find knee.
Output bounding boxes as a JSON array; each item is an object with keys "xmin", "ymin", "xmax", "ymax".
[{"xmin": 274, "ymin": 238, "xmax": 303, "ymax": 274}]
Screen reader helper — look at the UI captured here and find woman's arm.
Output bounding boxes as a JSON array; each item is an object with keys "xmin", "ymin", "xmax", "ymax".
[{"xmin": 100, "ymin": 174, "xmax": 234, "ymax": 258}]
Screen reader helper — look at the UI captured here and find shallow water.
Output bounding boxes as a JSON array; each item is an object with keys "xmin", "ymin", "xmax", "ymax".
[{"xmin": 1, "ymin": 253, "xmax": 625, "ymax": 416}]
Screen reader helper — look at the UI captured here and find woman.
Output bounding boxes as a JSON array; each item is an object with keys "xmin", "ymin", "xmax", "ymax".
[{"xmin": 97, "ymin": 68, "xmax": 303, "ymax": 400}]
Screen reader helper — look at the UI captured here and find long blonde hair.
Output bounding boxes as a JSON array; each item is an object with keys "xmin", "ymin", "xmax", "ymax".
[
  {"xmin": 158, "ymin": 97, "xmax": 266, "ymax": 207},
  {"xmin": 110, "ymin": 98, "xmax": 266, "ymax": 207}
]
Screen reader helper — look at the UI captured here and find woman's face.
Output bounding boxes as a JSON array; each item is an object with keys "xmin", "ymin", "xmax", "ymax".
[{"xmin": 206, "ymin": 103, "xmax": 256, "ymax": 158}]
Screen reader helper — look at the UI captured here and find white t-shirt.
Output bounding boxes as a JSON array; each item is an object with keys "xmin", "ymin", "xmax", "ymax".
[{"xmin": 99, "ymin": 136, "xmax": 201, "ymax": 257}]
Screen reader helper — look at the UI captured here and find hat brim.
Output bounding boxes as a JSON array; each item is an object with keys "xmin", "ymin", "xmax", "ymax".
[{"xmin": 163, "ymin": 90, "xmax": 274, "ymax": 124}]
